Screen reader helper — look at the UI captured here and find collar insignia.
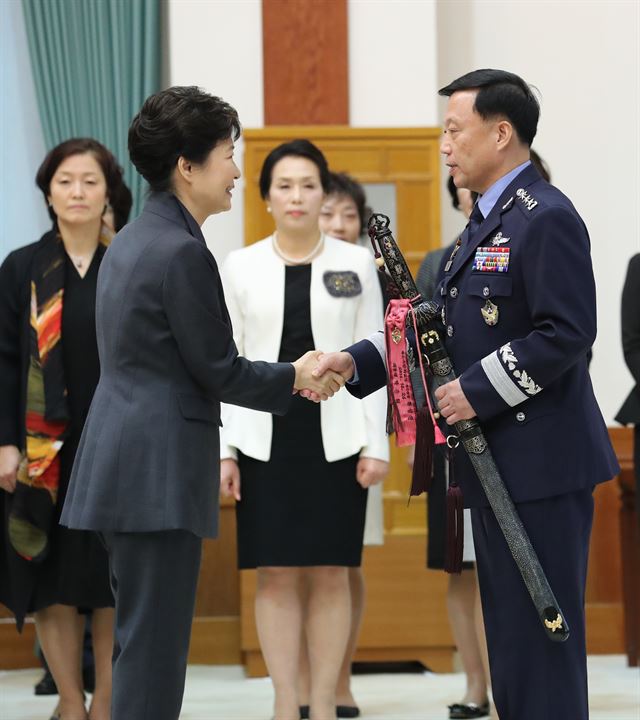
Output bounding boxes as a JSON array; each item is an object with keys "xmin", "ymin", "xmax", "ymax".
[
  {"xmin": 516, "ymin": 188, "xmax": 538, "ymax": 211},
  {"xmin": 502, "ymin": 196, "xmax": 514, "ymax": 210}
]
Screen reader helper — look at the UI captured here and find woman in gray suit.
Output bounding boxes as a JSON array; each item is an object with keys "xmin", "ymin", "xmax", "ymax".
[{"xmin": 60, "ymin": 87, "xmax": 342, "ymax": 720}]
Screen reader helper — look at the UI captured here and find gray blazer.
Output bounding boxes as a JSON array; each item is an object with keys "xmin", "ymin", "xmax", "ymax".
[{"xmin": 61, "ymin": 193, "xmax": 294, "ymax": 538}]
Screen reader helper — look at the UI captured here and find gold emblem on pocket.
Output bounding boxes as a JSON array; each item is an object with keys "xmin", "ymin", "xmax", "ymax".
[{"xmin": 481, "ymin": 299, "xmax": 499, "ymax": 326}]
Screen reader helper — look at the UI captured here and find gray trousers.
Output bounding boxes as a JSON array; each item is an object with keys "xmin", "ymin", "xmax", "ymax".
[{"xmin": 103, "ymin": 530, "xmax": 202, "ymax": 720}]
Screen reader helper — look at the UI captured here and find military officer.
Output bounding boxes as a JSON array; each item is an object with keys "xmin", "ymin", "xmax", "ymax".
[{"xmin": 313, "ymin": 69, "xmax": 619, "ymax": 720}]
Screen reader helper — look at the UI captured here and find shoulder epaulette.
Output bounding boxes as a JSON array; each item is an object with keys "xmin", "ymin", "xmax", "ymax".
[{"xmin": 515, "ymin": 187, "xmax": 539, "ymax": 212}]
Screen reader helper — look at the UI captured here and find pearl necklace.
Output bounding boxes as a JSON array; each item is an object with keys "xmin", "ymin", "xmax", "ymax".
[{"xmin": 272, "ymin": 233, "xmax": 324, "ymax": 265}]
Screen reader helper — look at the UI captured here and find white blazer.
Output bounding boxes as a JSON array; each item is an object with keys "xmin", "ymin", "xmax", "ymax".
[{"xmin": 220, "ymin": 235, "xmax": 389, "ymax": 464}]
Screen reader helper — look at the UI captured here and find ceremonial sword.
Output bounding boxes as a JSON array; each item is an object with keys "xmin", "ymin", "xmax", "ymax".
[{"xmin": 368, "ymin": 213, "xmax": 569, "ymax": 643}]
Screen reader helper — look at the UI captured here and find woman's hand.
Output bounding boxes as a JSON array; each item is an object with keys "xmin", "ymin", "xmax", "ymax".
[
  {"xmin": 220, "ymin": 459, "xmax": 241, "ymax": 501},
  {"xmin": 356, "ymin": 457, "xmax": 389, "ymax": 488},
  {"xmin": 0, "ymin": 445, "xmax": 21, "ymax": 493}
]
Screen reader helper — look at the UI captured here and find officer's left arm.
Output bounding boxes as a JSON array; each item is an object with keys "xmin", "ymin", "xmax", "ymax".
[{"xmin": 459, "ymin": 206, "xmax": 596, "ymax": 421}]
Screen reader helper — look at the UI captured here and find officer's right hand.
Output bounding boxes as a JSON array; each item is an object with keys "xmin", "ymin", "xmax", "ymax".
[
  {"xmin": 293, "ymin": 350, "xmax": 345, "ymax": 401},
  {"xmin": 299, "ymin": 351, "xmax": 355, "ymax": 402},
  {"xmin": 0, "ymin": 445, "xmax": 21, "ymax": 493},
  {"xmin": 312, "ymin": 351, "xmax": 355, "ymax": 382}
]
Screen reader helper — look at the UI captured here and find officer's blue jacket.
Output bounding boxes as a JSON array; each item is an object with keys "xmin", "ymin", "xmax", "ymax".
[{"xmin": 347, "ymin": 163, "xmax": 619, "ymax": 507}]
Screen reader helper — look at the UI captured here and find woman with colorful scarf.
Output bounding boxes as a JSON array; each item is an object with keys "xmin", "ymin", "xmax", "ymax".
[{"xmin": 0, "ymin": 138, "xmax": 131, "ymax": 720}]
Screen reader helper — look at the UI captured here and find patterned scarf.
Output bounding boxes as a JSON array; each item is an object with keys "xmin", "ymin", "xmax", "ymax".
[{"xmin": 9, "ymin": 226, "xmax": 112, "ymax": 562}]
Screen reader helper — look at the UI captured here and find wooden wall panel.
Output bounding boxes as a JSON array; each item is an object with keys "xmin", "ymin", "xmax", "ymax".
[
  {"xmin": 0, "ymin": 620, "xmax": 37, "ymax": 670},
  {"xmin": 241, "ymin": 534, "xmax": 455, "ymax": 677},
  {"xmin": 195, "ymin": 499, "xmax": 240, "ymax": 616},
  {"xmin": 262, "ymin": 0, "xmax": 348, "ymax": 124},
  {"xmin": 242, "ymin": 126, "xmax": 442, "ymax": 282}
]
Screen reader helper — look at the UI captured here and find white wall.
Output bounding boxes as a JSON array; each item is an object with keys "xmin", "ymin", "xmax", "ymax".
[
  {"xmin": 437, "ymin": 0, "xmax": 640, "ymax": 422},
  {"xmin": 0, "ymin": 0, "xmax": 49, "ymax": 261},
  {"xmin": 349, "ymin": 0, "xmax": 439, "ymax": 126},
  {"xmin": 168, "ymin": 0, "xmax": 263, "ymax": 261}
]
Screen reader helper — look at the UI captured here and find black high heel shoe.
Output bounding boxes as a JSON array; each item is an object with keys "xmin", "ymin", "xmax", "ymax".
[
  {"xmin": 336, "ymin": 706, "xmax": 360, "ymax": 718},
  {"xmin": 300, "ymin": 705, "xmax": 361, "ymax": 719},
  {"xmin": 448, "ymin": 700, "xmax": 490, "ymax": 719}
]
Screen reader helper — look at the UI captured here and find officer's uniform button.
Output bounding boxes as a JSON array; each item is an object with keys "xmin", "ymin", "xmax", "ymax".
[
  {"xmin": 447, "ymin": 325, "xmax": 454, "ymax": 337},
  {"xmin": 516, "ymin": 411, "xmax": 526, "ymax": 422},
  {"xmin": 449, "ymin": 287, "xmax": 458, "ymax": 298},
  {"xmin": 483, "ymin": 286, "xmax": 490, "ymax": 297}
]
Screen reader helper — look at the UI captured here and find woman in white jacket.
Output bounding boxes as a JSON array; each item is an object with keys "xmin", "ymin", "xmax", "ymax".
[{"xmin": 220, "ymin": 140, "xmax": 388, "ymax": 720}]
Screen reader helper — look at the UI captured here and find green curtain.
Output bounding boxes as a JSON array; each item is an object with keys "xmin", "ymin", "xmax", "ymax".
[{"xmin": 22, "ymin": 0, "xmax": 161, "ymax": 218}]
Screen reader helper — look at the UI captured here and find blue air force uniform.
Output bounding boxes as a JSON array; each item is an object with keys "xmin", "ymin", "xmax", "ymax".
[{"xmin": 346, "ymin": 162, "xmax": 619, "ymax": 719}]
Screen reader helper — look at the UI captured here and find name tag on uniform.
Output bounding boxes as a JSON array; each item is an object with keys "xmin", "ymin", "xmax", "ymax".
[{"xmin": 473, "ymin": 247, "xmax": 510, "ymax": 273}]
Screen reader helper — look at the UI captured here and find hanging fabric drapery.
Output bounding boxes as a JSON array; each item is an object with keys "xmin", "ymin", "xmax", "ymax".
[{"xmin": 22, "ymin": 0, "xmax": 161, "ymax": 217}]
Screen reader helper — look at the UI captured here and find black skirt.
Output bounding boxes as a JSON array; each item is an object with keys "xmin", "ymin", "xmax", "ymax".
[{"xmin": 236, "ymin": 395, "xmax": 365, "ymax": 568}]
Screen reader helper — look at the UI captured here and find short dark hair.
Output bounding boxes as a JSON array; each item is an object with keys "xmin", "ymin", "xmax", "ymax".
[
  {"xmin": 259, "ymin": 139, "xmax": 331, "ymax": 199},
  {"xmin": 439, "ymin": 69, "xmax": 540, "ymax": 147},
  {"xmin": 447, "ymin": 175, "xmax": 460, "ymax": 209},
  {"xmin": 446, "ymin": 176, "xmax": 478, "ymax": 211},
  {"xmin": 128, "ymin": 86, "xmax": 241, "ymax": 193},
  {"xmin": 327, "ymin": 172, "xmax": 370, "ymax": 234},
  {"xmin": 108, "ymin": 181, "xmax": 133, "ymax": 231},
  {"xmin": 36, "ymin": 138, "xmax": 131, "ymax": 226},
  {"xmin": 530, "ymin": 148, "xmax": 551, "ymax": 182}
]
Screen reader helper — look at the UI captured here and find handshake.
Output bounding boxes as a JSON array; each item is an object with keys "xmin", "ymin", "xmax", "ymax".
[{"xmin": 292, "ymin": 350, "xmax": 355, "ymax": 402}]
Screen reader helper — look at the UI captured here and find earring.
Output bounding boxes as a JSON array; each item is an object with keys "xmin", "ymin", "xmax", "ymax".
[{"xmin": 266, "ymin": 206, "xmax": 272, "ymax": 213}]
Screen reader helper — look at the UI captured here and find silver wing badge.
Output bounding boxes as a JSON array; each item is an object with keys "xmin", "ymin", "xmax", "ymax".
[{"xmin": 491, "ymin": 232, "xmax": 510, "ymax": 246}]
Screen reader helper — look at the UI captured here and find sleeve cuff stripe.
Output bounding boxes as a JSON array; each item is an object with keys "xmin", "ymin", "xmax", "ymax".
[{"xmin": 481, "ymin": 352, "xmax": 528, "ymax": 407}]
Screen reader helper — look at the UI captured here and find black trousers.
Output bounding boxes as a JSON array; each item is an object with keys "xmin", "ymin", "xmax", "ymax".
[
  {"xmin": 103, "ymin": 530, "xmax": 202, "ymax": 720},
  {"xmin": 472, "ymin": 488, "xmax": 594, "ymax": 720}
]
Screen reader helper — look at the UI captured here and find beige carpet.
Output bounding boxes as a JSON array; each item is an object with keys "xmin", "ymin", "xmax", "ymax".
[{"xmin": 0, "ymin": 655, "xmax": 638, "ymax": 719}]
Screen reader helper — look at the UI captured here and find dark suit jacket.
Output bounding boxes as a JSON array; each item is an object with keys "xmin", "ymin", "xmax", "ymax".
[
  {"xmin": 60, "ymin": 193, "xmax": 294, "ymax": 538},
  {"xmin": 346, "ymin": 165, "xmax": 618, "ymax": 507},
  {"xmin": 616, "ymin": 253, "xmax": 640, "ymax": 425}
]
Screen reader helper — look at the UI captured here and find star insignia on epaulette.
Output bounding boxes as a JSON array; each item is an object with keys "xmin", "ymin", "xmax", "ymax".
[{"xmin": 516, "ymin": 188, "xmax": 538, "ymax": 211}]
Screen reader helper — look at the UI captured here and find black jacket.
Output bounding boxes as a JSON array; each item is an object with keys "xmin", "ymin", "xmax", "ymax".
[
  {"xmin": 0, "ymin": 231, "xmax": 59, "ymax": 449},
  {"xmin": 616, "ymin": 253, "xmax": 640, "ymax": 425}
]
